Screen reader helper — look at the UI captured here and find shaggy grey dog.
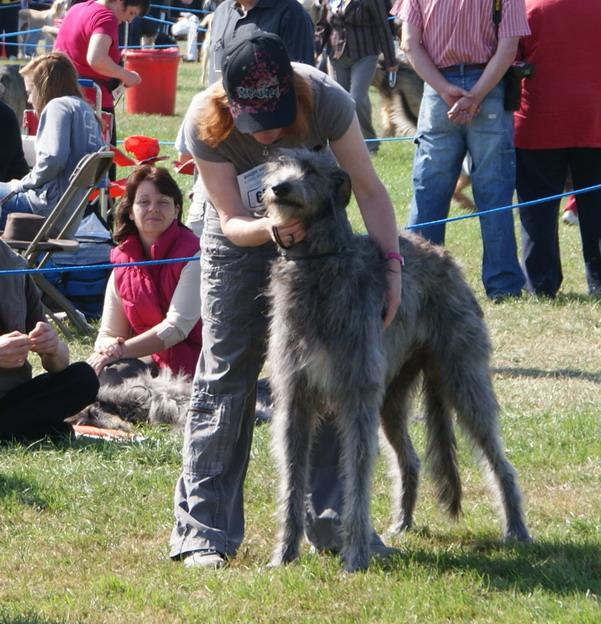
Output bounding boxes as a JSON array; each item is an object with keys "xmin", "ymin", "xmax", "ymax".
[
  {"xmin": 264, "ymin": 149, "xmax": 530, "ymax": 573},
  {"xmin": 70, "ymin": 366, "xmax": 273, "ymax": 431}
]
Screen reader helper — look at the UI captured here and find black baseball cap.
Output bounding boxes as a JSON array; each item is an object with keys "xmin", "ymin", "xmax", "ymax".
[{"xmin": 221, "ymin": 31, "xmax": 297, "ymax": 134}]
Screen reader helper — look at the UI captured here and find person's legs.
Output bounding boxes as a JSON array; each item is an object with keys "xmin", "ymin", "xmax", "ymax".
[
  {"xmin": 467, "ymin": 78, "xmax": 525, "ymax": 298},
  {"xmin": 170, "ymin": 208, "xmax": 274, "ymax": 561},
  {"xmin": 568, "ymin": 147, "xmax": 601, "ymax": 294},
  {"xmin": 327, "ymin": 54, "xmax": 351, "ymax": 93},
  {"xmin": 515, "ymin": 148, "xmax": 566, "ymax": 297},
  {"xmin": 0, "ymin": 362, "xmax": 99, "ymax": 442},
  {"xmin": 347, "ymin": 54, "xmax": 380, "ymax": 152},
  {"xmin": 408, "ymin": 82, "xmax": 465, "ymax": 245}
]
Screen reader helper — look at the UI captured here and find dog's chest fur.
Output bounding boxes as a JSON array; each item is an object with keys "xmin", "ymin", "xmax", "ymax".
[{"xmin": 268, "ymin": 239, "xmax": 388, "ymax": 390}]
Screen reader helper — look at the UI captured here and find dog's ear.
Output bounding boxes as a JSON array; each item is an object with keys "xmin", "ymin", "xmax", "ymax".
[{"xmin": 334, "ymin": 169, "xmax": 352, "ymax": 208}]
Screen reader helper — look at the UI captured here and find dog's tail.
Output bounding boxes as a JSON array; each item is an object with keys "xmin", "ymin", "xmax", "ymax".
[{"xmin": 422, "ymin": 373, "xmax": 462, "ymax": 518}]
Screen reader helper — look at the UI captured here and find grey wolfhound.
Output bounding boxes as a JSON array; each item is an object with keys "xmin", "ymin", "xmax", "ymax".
[{"xmin": 264, "ymin": 149, "xmax": 530, "ymax": 573}]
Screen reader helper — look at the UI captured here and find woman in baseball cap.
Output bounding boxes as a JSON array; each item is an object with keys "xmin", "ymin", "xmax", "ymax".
[{"xmin": 170, "ymin": 31, "xmax": 402, "ymax": 570}]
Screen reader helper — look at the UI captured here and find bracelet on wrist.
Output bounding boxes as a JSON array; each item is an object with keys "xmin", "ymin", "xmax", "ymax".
[{"xmin": 384, "ymin": 251, "xmax": 405, "ymax": 266}]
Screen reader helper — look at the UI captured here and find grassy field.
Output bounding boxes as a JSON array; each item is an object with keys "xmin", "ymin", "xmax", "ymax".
[{"xmin": 0, "ymin": 59, "xmax": 600, "ymax": 624}]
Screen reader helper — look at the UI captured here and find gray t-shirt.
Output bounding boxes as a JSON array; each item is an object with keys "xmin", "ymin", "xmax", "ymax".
[
  {"xmin": 183, "ymin": 64, "xmax": 356, "ymax": 210},
  {"xmin": 14, "ymin": 95, "xmax": 104, "ymax": 233}
]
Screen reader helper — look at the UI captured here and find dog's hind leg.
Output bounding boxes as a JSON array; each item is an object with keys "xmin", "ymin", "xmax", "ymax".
[
  {"xmin": 270, "ymin": 386, "xmax": 317, "ymax": 567},
  {"xmin": 444, "ymin": 360, "xmax": 531, "ymax": 543},
  {"xmin": 422, "ymin": 367, "xmax": 463, "ymax": 519},
  {"xmin": 380, "ymin": 360, "xmax": 422, "ymax": 534},
  {"xmin": 337, "ymin": 400, "xmax": 380, "ymax": 572}
]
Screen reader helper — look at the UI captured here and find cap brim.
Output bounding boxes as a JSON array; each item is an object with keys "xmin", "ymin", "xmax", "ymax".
[{"xmin": 230, "ymin": 88, "xmax": 297, "ymax": 135}]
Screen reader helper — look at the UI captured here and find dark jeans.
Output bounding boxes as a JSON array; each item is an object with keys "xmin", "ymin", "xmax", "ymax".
[
  {"xmin": 516, "ymin": 147, "xmax": 601, "ymax": 296},
  {"xmin": 0, "ymin": 362, "xmax": 99, "ymax": 442}
]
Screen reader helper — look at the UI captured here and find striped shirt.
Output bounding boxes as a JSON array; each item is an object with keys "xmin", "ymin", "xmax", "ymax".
[
  {"xmin": 315, "ymin": 0, "xmax": 397, "ymax": 67},
  {"xmin": 391, "ymin": 0, "xmax": 530, "ymax": 68}
]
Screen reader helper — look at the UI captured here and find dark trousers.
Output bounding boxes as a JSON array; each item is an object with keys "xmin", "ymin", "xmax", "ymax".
[
  {"xmin": 516, "ymin": 147, "xmax": 601, "ymax": 296},
  {"xmin": 0, "ymin": 362, "xmax": 99, "ymax": 442}
]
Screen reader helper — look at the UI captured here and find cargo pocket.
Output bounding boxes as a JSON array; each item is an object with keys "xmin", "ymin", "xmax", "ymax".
[{"xmin": 183, "ymin": 392, "xmax": 232, "ymax": 477}]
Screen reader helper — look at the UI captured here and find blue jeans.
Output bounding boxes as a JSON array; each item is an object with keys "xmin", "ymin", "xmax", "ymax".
[
  {"xmin": 408, "ymin": 70, "xmax": 525, "ymax": 298},
  {"xmin": 0, "ymin": 183, "xmax": 33, "ymax": 230}
]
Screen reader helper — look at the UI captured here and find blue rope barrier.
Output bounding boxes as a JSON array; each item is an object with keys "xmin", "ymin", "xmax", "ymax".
[
  {"xmin": 405, "ymin": 183, "xmax": 601, "ymax": 232},
  {"xmin": 0, "ymin": 256, "xmax": 200, "ymax": 277},
  {"xmin": 149, "ymin": 3, "xmax": 212, "ymax": 15},
  {"xmin": 1, "ymin": 181, "xmax": 598, "ymax": 278},
  {"xmin": 139, "ymin": 13, "xmax": 208, "ymax": 32}
]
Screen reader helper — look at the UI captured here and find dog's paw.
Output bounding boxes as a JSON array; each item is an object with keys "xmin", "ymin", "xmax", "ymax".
[
  {"xmin": 268, "ymin": 543, "xmax": 300, "ymax": 568},
  {"xmin": 386, "ymin": 519, "xmax": 413, "ymax": 536},
  {"xmin": 504, "ymin": 525, "xmax": 532, "ymax": 544},
  {"xmin": 341, "ymin": 543, "xmax": 371, "ymax": 573}
]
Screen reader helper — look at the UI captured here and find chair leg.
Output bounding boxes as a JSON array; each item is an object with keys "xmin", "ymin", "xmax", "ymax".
[
  {"xmin": 42, "ymin": 304, "xmax": 74, "ymax": 340},
  {"xmin": 33, "ymin": 274, "xmax": 94, "ymax": 335}
]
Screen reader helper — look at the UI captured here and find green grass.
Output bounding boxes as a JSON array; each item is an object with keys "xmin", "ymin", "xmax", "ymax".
[{"xmin": 0, "ymin": 59, "xmax": 600, "ymax": 623}]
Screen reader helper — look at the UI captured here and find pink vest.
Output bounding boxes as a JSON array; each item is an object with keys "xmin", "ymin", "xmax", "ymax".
[{"xmin": 111, "ymin": 221, "xmax": 202, "ymax": 377}]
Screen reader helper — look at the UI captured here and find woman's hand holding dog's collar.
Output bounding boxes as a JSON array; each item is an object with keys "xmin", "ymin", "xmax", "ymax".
[{"xmin": 269, "ymin": 218, "xmax": 306, "ymax": 249}]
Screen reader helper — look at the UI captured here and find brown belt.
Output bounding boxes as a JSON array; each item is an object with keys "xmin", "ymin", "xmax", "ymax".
[{"xmin": 440, "ymin": 63, "xmax": 487, "ymax": 73}]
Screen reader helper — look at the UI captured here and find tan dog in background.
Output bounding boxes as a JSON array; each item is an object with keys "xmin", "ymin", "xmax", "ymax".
[{"xmin": 18, "ymin": 0, "xmax": 68, "ymax": 58}]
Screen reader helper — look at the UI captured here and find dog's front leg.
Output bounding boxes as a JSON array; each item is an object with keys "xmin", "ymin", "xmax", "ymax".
[
  {"xmin": 269, "ymin": 396, "xmax": 316, "ymax": 567},
  {"xmin": 338, "ymin": 402, "xmax": 380, "ymax": 572}
]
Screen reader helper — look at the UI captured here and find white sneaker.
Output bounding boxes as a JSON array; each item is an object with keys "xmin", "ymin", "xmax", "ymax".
[
  {"xmin": 183, "ymin": 550, "xmax": 227, "ymax": 569},
  {"xmin": 562, "ymin": 210, "xmax": 579, "ymax": 226}
]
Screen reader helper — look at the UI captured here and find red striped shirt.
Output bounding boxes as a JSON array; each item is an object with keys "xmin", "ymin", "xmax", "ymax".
[{"xmin": 391, "ymin": 0, "xmax": 530, "ymax": 67}]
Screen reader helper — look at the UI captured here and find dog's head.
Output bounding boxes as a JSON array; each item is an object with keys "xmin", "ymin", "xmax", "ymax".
[
  {"xmin": 263, "ymin": 149, "xmax": 352, "ymax": 227},
  {"xmin": 53, "ymin": 0, "xmax": 69, "ymax": 17}
]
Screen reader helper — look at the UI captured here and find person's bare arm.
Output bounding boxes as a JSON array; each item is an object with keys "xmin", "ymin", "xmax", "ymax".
[
  {"xmin": 87, "ymin": 32, "xmax": 141, "ymax": 87},
  {"xmin": 330, "ymin": 116, "xmax": 402, "ymax": 328},
  {"xmin": 401, "ymin": 21, "xmax": 471, "ymax": 109}
]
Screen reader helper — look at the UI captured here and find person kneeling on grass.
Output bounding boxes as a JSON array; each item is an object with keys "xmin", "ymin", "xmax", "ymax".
[{"xmin": 0, "ymin": 240, "xmax": 99, "ymax": 443}]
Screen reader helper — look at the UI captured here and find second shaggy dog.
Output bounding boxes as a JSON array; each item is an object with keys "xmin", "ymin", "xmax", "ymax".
[{"xmin": 70, "ymin": 367, "xmax": 273, "ymax": 431}]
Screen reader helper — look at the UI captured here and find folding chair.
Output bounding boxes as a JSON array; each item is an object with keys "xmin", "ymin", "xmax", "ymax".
[{"xmin": 20, "ymin": 148, "xmax": 114, "ymax": 336}]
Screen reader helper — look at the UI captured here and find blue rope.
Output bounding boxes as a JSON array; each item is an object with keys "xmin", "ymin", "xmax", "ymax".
[
  {"xmin": 142, "ymin": 14, "xmax": 207, "ymax": 32},
  {"xmin": 0, "ymin": 257, "xmax": 200, "ymax": 277},
  {"xmin": 1, "ymin": 182, "xmax": 598, "ymax": 277},
  {"xmin": 149, "ymin": 3, "xmax": 213, "ymax": 15},
  {"xmin": 405, "ymin": 183, "xmax": 601, "ymax": 232}
]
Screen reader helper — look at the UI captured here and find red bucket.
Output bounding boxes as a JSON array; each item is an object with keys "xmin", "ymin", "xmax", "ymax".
[
  {"xmin": 23, "ymin": 109, "xmax": 39, "ymax": 136},
  {"xmin": 124, "ymin": 47, "xmax": 180, "ymax": 116}
]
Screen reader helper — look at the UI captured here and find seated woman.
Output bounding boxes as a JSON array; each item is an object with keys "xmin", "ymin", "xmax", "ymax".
[
  {"xmin": 0, "ymin": 239, "xmax": 99, "ymax": 443},
  {"xmin": 0, "ymin": 52, "xmax": 105, "ymax": 234},
  {"xmin": 88, "ymin": 165, "xmax": 202, "ymax": 381}
]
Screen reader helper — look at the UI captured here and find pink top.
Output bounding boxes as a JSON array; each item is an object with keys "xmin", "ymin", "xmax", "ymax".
[
  {"xmin": 55, "ymin": 0, "xmax": 119, "ymax": 108},
  {"xmin": 391, "ymin": 0, "xmax": 530, "ymax": 68}
]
